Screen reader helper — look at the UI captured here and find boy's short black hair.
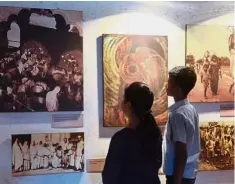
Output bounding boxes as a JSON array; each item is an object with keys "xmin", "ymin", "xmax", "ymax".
[{"xmin": 169, "ymin": 66, "xmax": 197, "ymax": 96}]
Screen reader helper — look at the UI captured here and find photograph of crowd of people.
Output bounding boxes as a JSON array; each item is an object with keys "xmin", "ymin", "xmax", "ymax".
[
  {"xmin": 103, "ymin": 34, "xmax": 168, "ymax": 127},
  {"xmin": 12, "ymin": 132, "xmax": 84, "ymax": 176},
  {"xmin": 199, "ymin": 121, "xmax": 234, "ymax": 171},
  {"xmin": 0, "ymin": 7, "xmax": 83, "ymax": 112},
  {"xmin": 186, "ymin": 25, "xmax": 234, "ymax": 102}
]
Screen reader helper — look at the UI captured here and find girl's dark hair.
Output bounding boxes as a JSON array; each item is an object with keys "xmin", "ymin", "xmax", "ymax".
[{"xmin": 124, "ymin": 82, "xmax": 162, "ymax": 166}]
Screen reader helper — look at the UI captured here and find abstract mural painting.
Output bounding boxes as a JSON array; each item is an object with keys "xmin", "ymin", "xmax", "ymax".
[
  {"xmin": 199, "ymin": 121, "xmax": 234, "ymax": 171},
  {"xmin": 186, "ymin": 25, "xmax": 234, "ymax": 103},
  {"xmin": 0, "ymin": 7, "xmax": 83, "ymax": 112},
  {"xmin": 12, "ymin": 132, "xmax": 84, "ymax": 176},
  {"xmin": 103, "ymin": 34, "xmax": 168, "ymax": 128}
]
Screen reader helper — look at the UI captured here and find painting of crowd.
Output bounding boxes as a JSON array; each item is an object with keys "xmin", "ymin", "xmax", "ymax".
[
  {"xmin": 186, "ymin": 25, "xmax": 234, "ymax": 103},
  {"xmin": 12, "ymin": 132, "xmax": 84, "ymax": 176},
  {"xmin": 199, "ymin": 121, "xmax": 234, "ymax": 171},
  {"xmin": 0, "ymin": 7, "xmax": 83, "ymax": 112}
]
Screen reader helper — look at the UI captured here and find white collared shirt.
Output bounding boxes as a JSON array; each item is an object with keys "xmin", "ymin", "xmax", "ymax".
[{"xmin": 163, "ymin": 99, "xmax": 200, "ymax": 179}]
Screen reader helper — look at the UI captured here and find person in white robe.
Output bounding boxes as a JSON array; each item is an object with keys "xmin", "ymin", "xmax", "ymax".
[
  {"xmin": 52, "ymin": 151, "xmax": 58, "ymax": 168},
  {"xmin": 46, "ymin": 86, "xmax": 61, "ymax": 111},
  {"xmin": 36, "ymin": 141, "xmax": 44, "ymax": 168},
  {"xmin": 75, "ymin": 136, "xmax": 84, "ymax": 170},
  {"xmin": 47, "ymin": 142, "xmax": 54, "ymax": 169},
  {"xmin": 60, "ymin": 138, "xmax": 69, "ymax": 167},
  {"xmin": 68, "ymin": 146, "xmax": 76, "ymax": 169},
  {"xmin": 30, "ymin": 141, "xmax": 37, "ymax": 170},
  {"xmin": 56, "ymin": 146, "xmax": 63, "ymax": 167},
  {"xmin": 67, "ymin": 138, "xmax": 74, "ymax": 168},
  {"xmin": 61, "ymin": 138, "xmax": 68, "ymax": 151},
  {"xmin": 22, "ymin": 141, "xmax": 30, "ymax": 171},
  {"xmin": 43, "ymin": 143, "xmax": 51, "ymax": 168},
  {"xmin": 12, "ymin": 138, "xmax": 23, "ymax": 172}
]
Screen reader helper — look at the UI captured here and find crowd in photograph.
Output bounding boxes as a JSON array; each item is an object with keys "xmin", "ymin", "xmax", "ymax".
[
  {"xmin": 0, "ymin": 40, "xmax": 83, "ymax": 112},
  {"xmin": 200, "ymin": 123, "xmax": 234, "ymax": 169},
  {"xmin": 12, "ymin": 134, "xmax": 84, "ymax": 173}
]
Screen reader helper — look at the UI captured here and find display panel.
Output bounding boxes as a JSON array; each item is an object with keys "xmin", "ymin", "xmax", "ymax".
[
  {"xmin": 0, "ymin": 7, "xmax": 83, "ymax": 112},
  {"xmin": 199, "ymin": 121, "xmax": 234, "ymax": 171},
  {"xmin": 220, "ymin": 104, "xmax": 234, "ymax": 117},
  {"xmin": 103, "ymin": 34, "xmax": 168, "ymax": 127},
  {"xmin": 12, "ymin": 132, "xmax": 84, "ymax": 176},
  {"xmin": 186, "ymin": 25, "xmax": 234, "ymax": 103}
]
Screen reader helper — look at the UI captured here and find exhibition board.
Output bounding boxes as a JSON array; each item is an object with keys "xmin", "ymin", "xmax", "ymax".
[{"xmin": 0, "ymin": 1, "xmax": 233, "ymax": 184}]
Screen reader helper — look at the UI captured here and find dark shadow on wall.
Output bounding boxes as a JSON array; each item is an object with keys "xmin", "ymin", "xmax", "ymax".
[{"xmin": 96, "ymin": 36, "xmax": 122, "ymax": 138}]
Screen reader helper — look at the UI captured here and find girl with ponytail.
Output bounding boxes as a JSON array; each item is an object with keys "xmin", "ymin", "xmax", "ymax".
[{"xmin": 102, "ymin": 82, "xmax": 162, "ymax": 184}]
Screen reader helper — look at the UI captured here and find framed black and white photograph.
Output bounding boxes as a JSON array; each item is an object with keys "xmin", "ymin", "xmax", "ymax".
[
  {"xmin": 12, "ymin": 132, "xmax": 84, "ymax": 176},
  {"xmin": 0, "ymin": 6, "xmax": 83, "ymax": 112}
]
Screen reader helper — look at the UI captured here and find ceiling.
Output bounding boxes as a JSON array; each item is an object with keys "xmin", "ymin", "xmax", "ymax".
[{"xmin": 0, "ymin": 1, "xmax": 233, "ymax": 26}]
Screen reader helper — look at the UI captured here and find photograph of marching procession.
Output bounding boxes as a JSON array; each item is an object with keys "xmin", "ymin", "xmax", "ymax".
[
  {"xmin": 12, "ymin": 132, "xmax": 84, "ymax": 176},
  {"xmin": 199, "ymin": 121, "xmax": 234, "ymax": 171},
  {"xmin": 103, "ymin": 34, "xmax": 168, "ymax": 127},
  {"xmin": 186, "ymin": 25, "xmax": 234, "ymax": 103},
  {"xmin": 0, "ymin": 6, "xmax": 83, "ymax": 112}
]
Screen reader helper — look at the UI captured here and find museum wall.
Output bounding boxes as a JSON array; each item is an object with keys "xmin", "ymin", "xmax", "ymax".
[{"xmin": 0, "ymin": 1, "xmax": 233, "ymax": 184}]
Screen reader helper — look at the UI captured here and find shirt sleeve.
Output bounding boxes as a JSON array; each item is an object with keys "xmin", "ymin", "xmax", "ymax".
[
  {"xmin": 171, "ymin": 113, "xmax": 188, "ymax": 144},
  {"xmin": 102, "ymin": 133, "xmax": 123, "ymax": 184}
]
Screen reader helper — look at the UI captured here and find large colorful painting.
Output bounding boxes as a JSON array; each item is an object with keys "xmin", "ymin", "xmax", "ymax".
[
  {"xmin": 103, "ymin": 34, "xmax": 168, "ymax": 127},
  {"xmin": 0, "ymin": 7, "xmax": 83, "ymax": 112},
  {"xmin": 12, "ymin": 132, "xmax": 84, "ymax": 177},
  {"xmin": 186, "ymin": 25, "xmax": 234, "ymax": 103},
  {"xmin": 199, "ymin": 121, "xmax": 234, "ymax": 171}
]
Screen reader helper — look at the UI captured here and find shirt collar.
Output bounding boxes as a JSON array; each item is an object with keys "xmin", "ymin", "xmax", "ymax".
[{"xmin": 168, "ymin": 98, "xmax": 189, "ymax": 112}]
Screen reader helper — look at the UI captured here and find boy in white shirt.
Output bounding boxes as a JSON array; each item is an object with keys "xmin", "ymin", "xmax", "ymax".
[{"xmin": 163, "ymin": 66, "xmax": 200, "ymax": 184}]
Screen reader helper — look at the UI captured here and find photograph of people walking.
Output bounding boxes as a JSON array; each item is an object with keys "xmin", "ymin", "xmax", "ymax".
[
  {"xmin": 12, "ymin": 132, "xmax": 84, "ymax": 177},
  {"xmin": 186, "ymin": 25, "xmax": 234, "ymax": 102}
]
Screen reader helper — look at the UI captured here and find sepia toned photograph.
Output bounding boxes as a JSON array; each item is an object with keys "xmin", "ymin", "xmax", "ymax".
[
  {"xmin": 12, "ymin": 132, "xmax": 84, "ymax": 177},
  {"xmin": 199, "ymin": 121, "xmax": 234, "ymax": 171},
  {"xmin": 103, "ymin": 34, "xmax": 168, "ymax": 127},
  {"xmin": 186, "ymin": 25, "xmax": 234, "ymax": 103},
  {"xmin": 0, "ymin": 7, "xmax": 83, "ymax": 112}
]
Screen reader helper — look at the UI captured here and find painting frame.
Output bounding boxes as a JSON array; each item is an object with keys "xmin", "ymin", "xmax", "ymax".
[
  {"xmin": 11, "ymin": 131, "xmax": 85, "ymax": 177},
  {"xmin": 185, "ymin": 24, "xmax": 234, "ymax": 103},
  {"xmin": 199, "ymin": 121, "xmax": 234, "ymax": 171},
  {"xmin": 0, "ymin": 6, "xmax": 83, "ymax": 113},
  {"xmin": 102, "ymin": 33, "xmax": 168, "ymax": 128}
]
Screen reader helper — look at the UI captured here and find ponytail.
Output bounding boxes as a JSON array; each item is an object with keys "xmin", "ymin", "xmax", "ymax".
[{"xmin": 136, "ymin": 112, "xmax": 162, "ymax": 165}]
